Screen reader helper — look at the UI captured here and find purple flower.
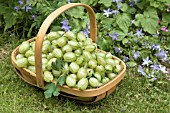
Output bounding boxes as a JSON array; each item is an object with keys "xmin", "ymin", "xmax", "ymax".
[
  {"xmin": 152, "ymin": 44, "xmax": 161, "ymax": 51},
  {"xmin": 81, "ymin": 27, "xmax": 90, "ymax": 38},
  {"xmin": 129, "ymin": 0, "xmax": 140, "ymax": 7},
  {"xmin": 138, "ymin": 65, "xmax": 146, "ymax": 76},
  {"xmin": 123, "ymin": 56, "xmax": 129, "ymax": 62},
  {"xmin": 26, "ymin": 5, "xmax": 32, "ymax": 12},
  {"xmin": 161, "ymin": 37, "xmax": 165, "ymax": 44},
  {"xmin": 150, "ymin": 62, "xmax": 160, "ymax": 71},
  {"xmin": 112, "ymin": 0, "xmax": 123, "ymax": 3},
  {"xmin": 135, "ymin": 39, "xmax": 139, "ymax": 43},
  {"xmin": 147, "ymin": 71, "xmax": 155, "ymax": 78},
  {"xmin": 61, "ymin": 19, "xmax": 71, "ymax": 32},
  {"xmin": 153, "ymin": 77, "xmax": 157, "ymax": 81},
  {"xmin": 112, "ymin": 10, "xmax": 119, "ymax": 15},
  {"xmin": 117, "ymin": 4, "xmax": 121, "ymax": 10},
  {"xmin": 22, "ymin": 5, "xmax": 32, "ymax": 12},
  {"xmin": 32, "ymin": 15, "xmax": 36, "ymax": 20},
  {"xmin": 61, "ymin": 19, "xmax": 69, "ymax": 26},
  {"xmin": 142, "ymin": 42, "xmax": 151, "ymax": 49},
  {"xmin": 87, "ymin": 21, "xmax": 90, "ymax": 29},
  {"xmin": 129, "ymin": 0, "xmax": 135, "ymax": 7},
  {"xmin": 159, "ymin": 65, "xmax": 168, "ymax": 74},
  {"xmin": 133, "ymin": 51, "xmax": 140, "ymax": 59},
  {"xmin": 134, "ymin": 29, "xmax": 144, "ymax": 37},
  {"xmin": 114, "ymin": 47, "xmax": 122, "ymax": 53},
  {"xmin": 18, "ymin": 0, "xmax": 24, "ymax": 5},
  {"xmin": 68, "ymin": 0, "xmax": 71, "ymax": 4},
  {"xmin": 103, "ymin": 8, "xmax": 113, "ymax": 17},
  {"xmin": 61, "ymin": 25, "xmax": 71, "ymax": 32},
  {"xmin": 128, "ymin": 41, "xmax": 131, "ymax": 44},
  {"xmin": 14, "ymin": 6, "xmax": 19, "ymax": 11},
  {"xmin": 153, "ymin": 34, "xmax": 158, "ymax": 37},
  {"xmin": 142, "ymin": 42, "xmax": 147, "ymax": 48},
  {"xmin": 154, "ymin": 49, "xmax": 168, "ymax": 61},
  {"xmin": 142, "ymin": 57, "xmax": 152, "ymax": 66},
  {"xmin": 109, "ymin": 32, "xmax": 119, "ymax": 41},
  {"xmin": 126, "ymin": 63, "xmax": 129, "ymax": 67}
]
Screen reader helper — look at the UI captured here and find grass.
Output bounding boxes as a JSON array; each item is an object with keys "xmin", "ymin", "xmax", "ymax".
[{"xmin": 0, "ymin": 38, "xmax": 170, "ymax": 113}]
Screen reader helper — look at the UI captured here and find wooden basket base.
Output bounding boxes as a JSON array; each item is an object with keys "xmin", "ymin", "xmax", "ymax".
[{"xmin": 13, "ymin": 67, "xmax": 117, "ymax": 104}]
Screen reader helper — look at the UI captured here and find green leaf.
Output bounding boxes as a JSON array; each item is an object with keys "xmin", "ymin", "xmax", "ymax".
[
  {"xmin": 53, "ymin": 87, "xmax": 60, "ymax": 96},
  {"xmin": 157, "ymin": 0, "xmax": 167, "ymax": 2},
  {"xmin": 97, "ymin": 37, "xmax": 112, "ymax": 52},
  {"xmin": 44, "ymin": 83, "xmax": 59, "ymax": 98},
  {"xmin": 80, "ymin": 17, "xmax": 88, "ymax": 29},
  {"xmin": 52, "ymin": 58, "xmax": 65, "ymax": 71},
  {"xmin": 4, "ymin": 13, "xmax": 17, "ymax": 31},
  {"xmin": 167, "ymin": 0, "xmax": 170, "ymax": 4},
  {"xmin": 150, "ymin": 1, "xmax": 160, "ymax": 8},
  {"xmin": 51, "ymin": 26, "xmax": 61, "ymax": 32},
  {"xmin": 143, "ymin": 7, "xmax": 158, "ymax": 19},
  {"xmin": 116, "ymin": 13, "xmax": 131, "ymax": 33},
  {"xmin": 101, "ymin": 18, "xmax": 114, "ymax": 24},
  {"xmin": 98, "ymin": 0, "xmax": 112, "ymax": 7},
  {"xmin": 44, "ymin": 90, "xmax": 53, "ymax": 99},
  {"xmin": 135, "ymin": 7, "xmax": 158, "ymax": 34},
  {"xmin": 136, "ymin": 1, "xmax": 148, "ymax": 10},
  {"xmin": 96, "ymin": 13, "xmax": 103, "ymax": 20},
  {"xmin": 134, "ymin": 14, "xmax": 143, "ymax": 27},
  {"xmin": 141, "ymin": 18, "xmax": 158, "ymax": 34},
  {"xmin": 68, "ymin": 6, "xmax": 85, "ymax": 18},
  {"xmin": 150, "ymin": 1, "xmax": 167, "ymax": 10},
  {"xmin": 80, "ymin": 0, "xmax": 95, "ymax": 5},
  {"xmin": 122, "ymin": 38, "xmax": 128, "ymax": 44},
  {"xmin": 127, "ymin": 7, "xmax": 137, "ymax": 14},
  {"xmin": 162, "ymin": 12, "xmax": 170, "ymax": 24},
  {"xmin": 115, "ymin": 30, "xmax": 127, "ymax": 39},
  {"xmin": 57, "ymin": 75, "xmax": 66, "ymax": 86},
  {"xmin": 70, "ymin": 18, "xmax": 81, "ymax": 31},
  {"xmin": 57, "ymin": 2, "xmax": 67, "ymax": 7},
  {"xmin": 0, "ymin": 3, "xmax": 6, "ymax": 14},
  {"xmin": 126, "ymin": 62, "xmax": 137, "ymax": 67},
  {"xmin": 27, "ymin": 23, "xmax": 36, "ymax": 38},
  {"xmin": 120, "ymin": 3, "xmax": 129, "ymax": 12},
  {"xmin": 168, "ymin": 44, "xmax": 170, "ymax": 50}
]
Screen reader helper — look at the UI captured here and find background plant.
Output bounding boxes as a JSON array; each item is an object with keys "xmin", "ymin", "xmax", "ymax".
[{"xmin": 0, "ymin": 0, "xmax": 170, "ymax": 82}]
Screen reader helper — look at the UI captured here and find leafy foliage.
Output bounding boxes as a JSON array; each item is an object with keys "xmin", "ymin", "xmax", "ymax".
[
  {"xmin": 135, "ymin": 7, "xmax": 159, "ymax": 34},
  {"xmin": 57, "ymin": 75, "xmax": 66, "ymax": 86},
  {"xmin": 99, "ymin": 0, "xmax": 112, "ymax": 7},
  {"xmin": 52, "ymin": 58, "xmax": 65, "ymax": 71},
  {"xmin": 69, "ymin": 7, "xmax": 85, "ymax": 18},
  {"xmin": 116, "ymin": 13, "xmax": 131, "ymax": 33},
  {"xmin": 44, "ymin": 82, "xmax": 60, "ymax": 98}
]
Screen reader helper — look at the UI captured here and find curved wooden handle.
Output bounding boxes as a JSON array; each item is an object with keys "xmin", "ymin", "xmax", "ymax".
[{"xmin": 35, "ymin": 3, "xmax": 97, "ymax": 88}]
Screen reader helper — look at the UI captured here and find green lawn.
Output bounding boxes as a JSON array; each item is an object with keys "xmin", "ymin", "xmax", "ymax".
[{"xmin": 0, "ymin": 38, "xmax": 170, "ymax": 113}]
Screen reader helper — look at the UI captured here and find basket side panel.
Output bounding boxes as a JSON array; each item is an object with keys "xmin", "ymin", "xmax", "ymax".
[
  {"xmin": 60, "ymin": 92, "xmax": 107, "ymax": 104},
  {"xmin": 14, "ymin": 67, "xmax": 37, "ymax": 87},
  {"xmin": 60, "ymin": 92, "xmax": 95, "ymax": 102},
  {"xmin": 106, "ymin": 84, "xmax": 117, "ymax": 97},
  {"xmin": 11, "ymin": 46, "xmax": 38, "ymax": 87}
]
